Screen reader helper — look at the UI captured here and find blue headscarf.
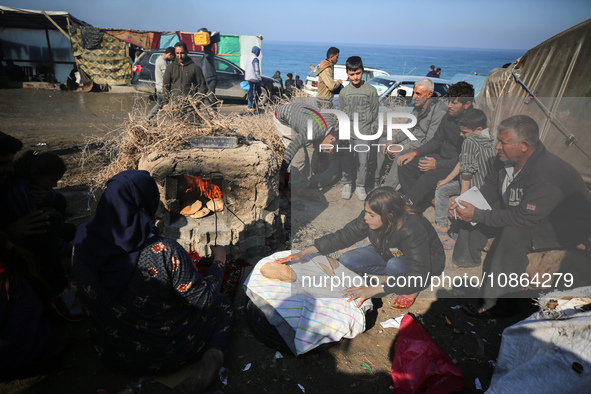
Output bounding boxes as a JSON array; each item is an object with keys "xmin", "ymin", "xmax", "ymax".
[
  {"xmin": 74, "ymin": 170, "xmax": 160, "ymax": 300},
  {"xmin": 251, "ymin": 46, "xmax": 261, "ymax": 57}
]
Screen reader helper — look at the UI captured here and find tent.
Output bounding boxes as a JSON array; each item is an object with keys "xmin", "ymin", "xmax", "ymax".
[
  {"xmin": 478, "ymin": 19, "xmax": 591, "ymax": 184},
  {"xmin": 0, "ymin": 5, "xmax": 89, "ymax": 83},
  {"xmin": 1, "ymin": 6, "xmax": 264, "ymax": 87}
]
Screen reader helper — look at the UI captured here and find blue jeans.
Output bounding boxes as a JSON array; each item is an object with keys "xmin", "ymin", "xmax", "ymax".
[
  {"xmin": 339, "ymin": 246, "xmax": 406, "ymax": 277},
  {"xmin": 434, "ymin": 180, "xmax": 460, "ymax": 228},
  {"xmin": 248, "ymin": 81, "xmax": 261, "ymax": 109}
]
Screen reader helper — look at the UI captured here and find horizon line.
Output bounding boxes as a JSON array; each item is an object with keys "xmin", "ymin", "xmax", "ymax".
[{"xmin": 262, "ymin": 39, "xmax": 528, "ymax": 53}]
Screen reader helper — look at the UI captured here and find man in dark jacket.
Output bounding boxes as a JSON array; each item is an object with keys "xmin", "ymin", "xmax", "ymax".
[
  {"xmin": 162, "ymin": 42, "xmax": 208, "ymax": 106},
  {"xmin": 397, "ymin": 81, "xmax": 474, "ymax": 208},
  {"xmin": 452, "ymin": 115, "xmax": 591, "ymax": 316}
]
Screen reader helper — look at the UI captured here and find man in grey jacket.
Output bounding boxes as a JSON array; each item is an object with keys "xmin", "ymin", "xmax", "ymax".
[
  {"xmin": 147, "ymin": 47, "xmax": 175, "ymax": 120},
  {"xmin": 375, "ymin": 78, "xmax": 447, "ymax": 189}
]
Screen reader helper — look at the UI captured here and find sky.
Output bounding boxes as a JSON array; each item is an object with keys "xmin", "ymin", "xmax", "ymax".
[{"xmin": 3, "ymin": 0, "xmax": 590, "ymax": 50}]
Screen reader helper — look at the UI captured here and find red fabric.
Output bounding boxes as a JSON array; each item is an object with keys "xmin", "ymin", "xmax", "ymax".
[
  {"xmin": 176, "ymin": 32, "xmax": 218, "ymax": 53},
  {"xmin": 188, "ymin": 251, "xmax": 249, "ymax": 298},
  {"xmin": 391, "ymin": 314, "xmax": 464, "ymax": 394},
  {"xmin": 150, "ymin": 32, "xmax": 162, "ymax": 49},
  {"xmin": 177, "ymin": 32, "xmax": 200, "ymax": 52}
]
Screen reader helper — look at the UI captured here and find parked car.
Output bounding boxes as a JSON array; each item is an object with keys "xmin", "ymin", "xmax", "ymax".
[
  {"xmin": 303, "ymin": 64, "xmax": 389, "ymax": 96},
  {"xmin": 367, "ymin": 75, "xmax": 452, "ymax": 105},
  {"xmin": 131, "ymin": 49, "xmax": 283, "ymax": 104}
]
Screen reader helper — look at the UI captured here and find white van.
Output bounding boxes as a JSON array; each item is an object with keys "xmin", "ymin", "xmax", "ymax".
[{"xmin": 303, "ymin": 64, "xmax": 389, "ymax": 96}]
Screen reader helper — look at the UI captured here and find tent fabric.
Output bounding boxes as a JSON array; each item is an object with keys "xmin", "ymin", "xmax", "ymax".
[
  {"xmin": 217, "ymin": 35, "xmax": 241, "ymax": 66},
  {"xmin": 177, "ymin": 31, "xmax": 200, "ymax": 52},
  {"xmin": 239, "ymin": 35, "xmax": 262, "ymax": 70},
  {"xmin": 80, "ymin": 26, "xmax": 104, "ymax": 50},
  {"xmin": 478, "ymin": 19, "xmax": 591, "ymax": 183},
  {"xmin": 102, "ymin": 30, "xmax": 160, "ymax": 50},
  {"xmin": 488, "ymin": 288, "xmax": 591, "ymax": 393},
  {"xmin": 0, "ymin": 6, "xmax": 90, "ymax": 30},
  {"xmin": 159, "ymin": 33, "xmax": 179, "ymax": 49},
  {"xmin": 70, "ymin": 26, "xmax": 131, "ymax": 86}
]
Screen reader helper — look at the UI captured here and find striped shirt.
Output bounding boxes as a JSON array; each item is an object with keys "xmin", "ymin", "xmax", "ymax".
[{"xmin": 459, "ymin": 128, "xmax": 496, "ymax": 189}]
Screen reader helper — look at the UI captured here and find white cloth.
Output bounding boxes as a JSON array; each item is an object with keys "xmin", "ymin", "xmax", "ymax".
[{"xmin": 243, "ymin": 251, "xmax": 372, "ymax": 355}]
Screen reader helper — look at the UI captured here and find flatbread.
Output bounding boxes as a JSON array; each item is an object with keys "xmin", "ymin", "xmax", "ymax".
[
  {"xmin": 328, "ymin": 257, "xmax": 340, "ymax": 270},
  {"xmin": 317, "ymin": 262, "xmax": 334, "ymax": 277},
  {"xmin": 206, "ymin": 198, "xmax": 224, "ymax": 212},
  {"xmin": 260, "ymin": 262, "xmax": 297, "ymax": 282},
  {"xmin": 191, "ymin": 207, "xmax": 211, "ymax": 218},
  {"xmin": 180, "ymin": 200, "xmax": 202, "ymax": 215}
]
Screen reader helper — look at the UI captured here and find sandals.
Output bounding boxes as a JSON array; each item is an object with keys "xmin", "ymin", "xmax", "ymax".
[
  {"xmin": 433, "ymin": 225, "xmax": 449, "ymax": 236},
  {"xmin": 391, "ymin": 295, "xmax": 416, "ymax": 310},
  {"xmin": 442, "ymin": 239, "xmax": 456, "ymax": 250}
]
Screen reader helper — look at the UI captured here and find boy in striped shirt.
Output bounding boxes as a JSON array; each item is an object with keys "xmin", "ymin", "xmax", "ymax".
[{"xmin": 433, "ymin": 109, "xmax": 495, "ymax": 248}]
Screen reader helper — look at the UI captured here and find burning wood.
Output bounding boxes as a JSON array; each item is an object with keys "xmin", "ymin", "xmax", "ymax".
[{"xmin": 184, "ymin": 176, "xmax": 222, "ymax": 200}]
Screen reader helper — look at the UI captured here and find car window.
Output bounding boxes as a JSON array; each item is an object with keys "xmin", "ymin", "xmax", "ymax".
[
  {"xmin": 334, "ymin": 67, "xmax": 348, "ymax": 81},
  {"xmin": 189, "ymin": 55, "xmax": 202, "ymax": 66},
  {"xmin": 308, "ymin": 69, "xmax": 316, "ymax": 78},
  {"xmin": 149, "ymin": 53, "xmax": 161, "ymax": 65},
  {"xmin": 434, "ymin": 83, "xmax": 448, "ymax": 97},
  {"xmin": 216, "ymin": 58, "xmax": 242, "ymax": 74},
  {"xmin": 368, "ymin": 77, "xmax": 396, "ymax": 96}
]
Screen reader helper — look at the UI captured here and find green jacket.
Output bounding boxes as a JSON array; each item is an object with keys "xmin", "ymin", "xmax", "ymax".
[{"xmin": 163, "ymin": 58, "xmax": 208, "ymax": 103}]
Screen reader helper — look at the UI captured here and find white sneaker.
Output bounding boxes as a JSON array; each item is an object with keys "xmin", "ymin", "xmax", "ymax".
[
  {"xmin": 356, "ymin": 186, "xmax": 367, "ymax": 201},
  {"xmin": 341, "ymin": 184, "xmax": 352, "ymax": 200}
]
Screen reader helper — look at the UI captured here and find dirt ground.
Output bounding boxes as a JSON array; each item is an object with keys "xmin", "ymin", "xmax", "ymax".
[{"xmin": 0, "ymin": 88, "xmax": 541, "ymax": 394}]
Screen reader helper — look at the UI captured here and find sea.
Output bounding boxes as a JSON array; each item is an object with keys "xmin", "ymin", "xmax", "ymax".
[{"xmin": 260, "ymin": 41, "xmax": 527, "ymax": 81}]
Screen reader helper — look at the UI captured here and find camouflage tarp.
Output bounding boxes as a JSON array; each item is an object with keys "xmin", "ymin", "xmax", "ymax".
[{"xmin": 70, "ymin": 26, "xmax": 132, "ymax": 86}]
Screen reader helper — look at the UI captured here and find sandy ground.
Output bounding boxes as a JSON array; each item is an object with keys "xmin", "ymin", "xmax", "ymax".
[{"xmin": 0, "ymin": 88, "xmax": 541, "ymax": 394}]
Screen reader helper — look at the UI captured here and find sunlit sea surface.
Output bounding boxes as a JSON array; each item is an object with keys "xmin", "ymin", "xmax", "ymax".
[{"xmin": 260, "ymin": 40, "xmax": 526, "ymax": 81}]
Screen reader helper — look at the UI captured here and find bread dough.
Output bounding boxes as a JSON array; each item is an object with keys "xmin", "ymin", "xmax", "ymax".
[
  {"xmin": 328, "ymin": 257, "xmax": 340, "ymax": 270},
  {"xmin": 260, "ymin": 262, "xmax": 297, "ymax": 282}
]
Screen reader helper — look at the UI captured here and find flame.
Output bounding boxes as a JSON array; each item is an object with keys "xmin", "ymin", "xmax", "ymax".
[{"xmin": 184, "ymin": 175, "xmax": 223, "ymax": 200}]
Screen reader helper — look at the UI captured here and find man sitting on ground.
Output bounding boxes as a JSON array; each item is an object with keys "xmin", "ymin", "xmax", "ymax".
[
  {"xmin": 452, "ymin": 115, "xmax": 591, "ymax": 317},
  {"xmin": 396, "ymin": 81, "xmax": 474, "ymax": 208},
  {"xmin": 376, "ymin": 78, "xmax": 447, "ymax": 189}
]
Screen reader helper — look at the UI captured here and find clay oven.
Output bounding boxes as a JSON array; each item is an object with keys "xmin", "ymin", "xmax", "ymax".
[{"xmin": 138, "ymin": 141, "xmax": 284, "ymax": 258}]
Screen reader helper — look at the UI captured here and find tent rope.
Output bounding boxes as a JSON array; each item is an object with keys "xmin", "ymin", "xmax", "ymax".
[{"xmin": 510, "ymin": 70, "xmax": 591, "ymax": 161}]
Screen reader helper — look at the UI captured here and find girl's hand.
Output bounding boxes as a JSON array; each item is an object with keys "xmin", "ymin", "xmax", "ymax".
[
  {"xmin": 275, "ymin": 255, "xmax": 291, "ymax": 264},
  {"xmin": 276, "ymin": 246, "xmax": 318, "ymax": 264},
  {"xmin": 343, "ymin": 285, "xmax": 384, "ymax": 308}
]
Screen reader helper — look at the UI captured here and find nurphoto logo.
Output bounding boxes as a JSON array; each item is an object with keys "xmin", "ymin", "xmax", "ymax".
[{"xmin": 306, "ymin": 108, "xmax": 418, "ymax": 153}]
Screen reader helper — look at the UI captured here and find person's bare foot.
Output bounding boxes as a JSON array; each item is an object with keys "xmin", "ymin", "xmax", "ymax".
[{"xmin": 175, "ymin": 348, "xmax": 224, "ymax": 393}]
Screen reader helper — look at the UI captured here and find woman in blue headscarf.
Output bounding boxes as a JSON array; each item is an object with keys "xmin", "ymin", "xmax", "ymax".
[{"xmin": 73, "ymin": 170, "xmax": 233, "ymax": 390}]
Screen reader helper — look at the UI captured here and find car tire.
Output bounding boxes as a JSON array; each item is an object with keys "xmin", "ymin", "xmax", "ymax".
[{"xmin": 259, "ymin": 87, "xmax": 270, "ymax": 106}]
